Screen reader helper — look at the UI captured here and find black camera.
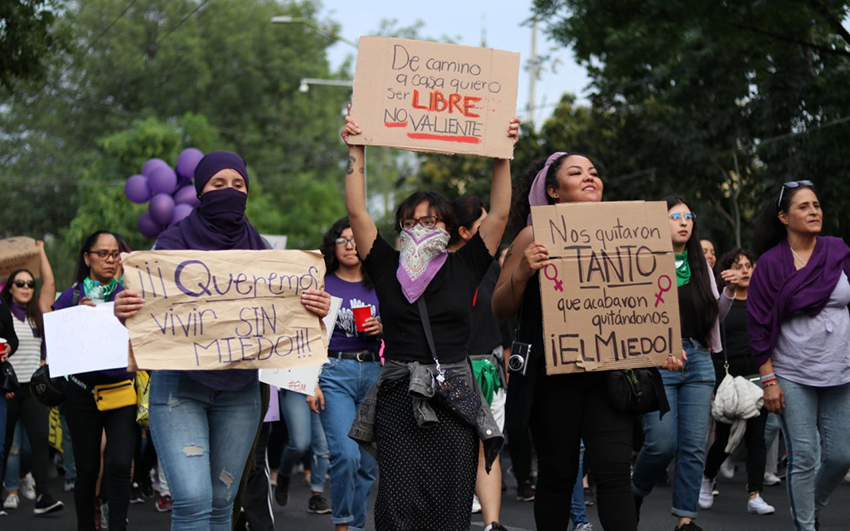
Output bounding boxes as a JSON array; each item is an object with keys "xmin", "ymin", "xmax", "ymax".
[{"xmin": 508, "ymin": 341, "xmax": 531, "ymax": 376}]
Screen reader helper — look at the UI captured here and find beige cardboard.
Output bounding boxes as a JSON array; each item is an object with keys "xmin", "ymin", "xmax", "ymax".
[
  {"xmin": 122, "ymin": 250, "xmax": 328, "ymax": 371},
  {"xmin": 530, "ymin": 202, "xmax": 682, "ymax": 375},
  {"xmin": 349, "ymin": 36, "xmax": 519, "ymax": 158},
  {"xmin": 0, "ymin": 237, "xmax": 40, "ymax": 279}
]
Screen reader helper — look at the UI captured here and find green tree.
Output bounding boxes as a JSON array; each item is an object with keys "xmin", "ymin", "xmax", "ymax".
[{"xmin": 0, "ymin": 0, "xmax": 70, "ymax": 91}]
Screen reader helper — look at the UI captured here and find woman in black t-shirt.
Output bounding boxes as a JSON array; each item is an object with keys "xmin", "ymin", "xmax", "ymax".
[
  {"xmin": 341, "ymin": 111, "xmax": 518, "ymax": 531},
  {"xmin": 700, "ymin": 249, "xmax": 776, "ymax": 515}
]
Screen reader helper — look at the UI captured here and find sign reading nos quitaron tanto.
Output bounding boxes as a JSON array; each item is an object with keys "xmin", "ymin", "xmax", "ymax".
[
  {"xmin": 122, "ymin": 250, "xmax": 328, "ymax": 371},
  {"xmin": 530, "ymin": 202, "xmax": 682, "ymax": 375},
  {"xmin": 348, "ymin": 36, "xmax": 519, "ymax": 158}
]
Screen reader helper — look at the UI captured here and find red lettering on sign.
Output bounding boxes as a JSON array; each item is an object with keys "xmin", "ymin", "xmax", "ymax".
[{"xmin": 410, "ymin": 90, "xmax": 483, "ymax": 118}]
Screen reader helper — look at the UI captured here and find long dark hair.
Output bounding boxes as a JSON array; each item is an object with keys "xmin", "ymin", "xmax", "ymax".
[
  {"xmin": 510, "ymin": 152, "xmax": 595, "ymax": 233},
  {"xmin": 394, "ymin": 191, "xmax": 456, "ymax": 235},
  {"xmin": 320, "ymin": 217, "xmax": 372, "ymax": 289},
  {"xmin": 752, "ymin": 182, "xmax": 817, "ymax": 258},
  {"xmin": 449, "ymin": 195, "xmax": 484, "ymax": 247},
  {"xmin": 665, "ymin": 196, "xmax": 719, "ymax": 345},
  {"xmin": 1, "ymin": 269, "xmax": 44, "ymax": 336},
  {"xmin": 74, "ymin": 230, "xmax": 118, "ymax": 284}
]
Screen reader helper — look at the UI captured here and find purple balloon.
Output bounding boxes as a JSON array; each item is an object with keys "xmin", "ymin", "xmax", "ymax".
[
  {"xmin": 141, "ymin": 158, "xmax": 169, "ymax": 177},
  {"xmin": 138, "ymin": 212, "xmax": 162, "ymax": 239},
  {"xmin": 124, "ymin": 174, "xmax": 150, "ymax": 204},
  {"xmin": 148, "ymin": 166, "xmax": 178, "ymax": 195},
  {"xmin": 173, "ymin": 185, "xmax": 200, "ymax": 207},
  {"xmin": 176, "ymin": 148, "xmax": 204, "ymax": 180},
  {"xmin": 170, "ymin": 203, "xmax": 194, "ymax": 226},
  {"xmin": 149, "ymin": 193, "xmax": 175, "ymax": 226}
]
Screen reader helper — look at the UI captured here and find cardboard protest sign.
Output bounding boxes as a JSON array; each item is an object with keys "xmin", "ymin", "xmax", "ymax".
[
  {"xmin": 349, "ymin": 36, "xmax": 519, "ymax": 158},
  {"xmin": 45, "ymin": 302, "xmax": 129, "ymax": 377},
  {"xmin": 122, "ymin": 250, "xmax": 328, "ymax": 371},
  {"xmin": 0, "ymin": 237, "xmax": 40, "ymax": 279},
  {"xmin": 530, "ymin": 202, "xmax": 682, "ymax": 375}
]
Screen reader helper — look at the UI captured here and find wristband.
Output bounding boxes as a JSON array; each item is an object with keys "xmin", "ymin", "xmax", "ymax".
[
  {"xmin": 762, "ymin": 381, "xmax": 778, "ymax": 388},
  {"xmin": 759, "ymin": 373, "xmax": 776, "ymax": 382}
]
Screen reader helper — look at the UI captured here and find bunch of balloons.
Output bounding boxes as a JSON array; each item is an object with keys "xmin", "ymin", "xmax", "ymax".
[{"xmin": 124, "ymin": 148, "xmax": 204, "ymax": 238}]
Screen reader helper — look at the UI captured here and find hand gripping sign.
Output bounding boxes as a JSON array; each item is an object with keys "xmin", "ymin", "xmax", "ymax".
[
  {"xmin": 530, "ymin": 201, "xmax": 682, "ymax": 375},
  {"xmin": 122, "ymin": 250, "xmax": 328, "ymax": 371}
]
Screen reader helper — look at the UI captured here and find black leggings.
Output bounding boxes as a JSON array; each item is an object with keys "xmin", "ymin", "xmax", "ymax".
[
  {"xmin": 64, "ymin": 383, "xmax": 136, "ymax": 531},
  {"xmin": 3, "ymin": 382, "xmax": 52, "ymax": 498},
  {"xmin": 530, "ymin": 372, "xmax": 636, "ymax": 531},
  {"xmin": 704, "ymin": 409, "xmax": 768, "ymax": 491}
]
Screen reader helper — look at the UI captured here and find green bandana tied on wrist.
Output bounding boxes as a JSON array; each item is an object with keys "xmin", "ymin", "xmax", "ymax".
[{"xmin": 674, "ymin": 250, "xmax": 691, "ymax": 287}]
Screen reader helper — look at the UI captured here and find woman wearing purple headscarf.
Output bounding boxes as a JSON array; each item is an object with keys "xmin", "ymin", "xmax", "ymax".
[
  {"xmin": 342, "ymin": 112, "xmax": 519, "ymax": 531},
  {"xmin": 115, "ymin": 151, "xmax": 330, "ymax": 530},
  {"xmin": 748, "ymin": 181, "xmax": 850, "ymax": 531},
  {"xmin": 491, "ymin": 153, "xmax": 682, "ymax": 531}
]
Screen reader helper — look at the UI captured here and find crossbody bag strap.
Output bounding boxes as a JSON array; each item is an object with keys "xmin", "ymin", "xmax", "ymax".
[
  {"xmin": 416, "ymin": 297, "xmax": 445, "ymax": 381},
  {"xmin": 68, "ymin": 374, "xmax": 90, "ymax": 393}
]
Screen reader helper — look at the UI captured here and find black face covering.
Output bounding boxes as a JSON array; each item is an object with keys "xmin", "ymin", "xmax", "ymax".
[{"xmin": 196, "ymin": 188, "xmax": 248, "ymax": 233}]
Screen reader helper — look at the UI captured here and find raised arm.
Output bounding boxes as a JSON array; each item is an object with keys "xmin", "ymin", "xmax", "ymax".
[
  {"xmin": 341, "ymin": 111, "xmax": 378, "ymax": 258},
  {"xmin": 478, "ymin": 118, "xmax": 520, "ymax": 256},
  {"xmin": 492, "ymin": 225, "xmax": 549, "ymax": 319},
  {"xmin": 36, "ymin": 241, "xmax": 56, "ymax": 314}
]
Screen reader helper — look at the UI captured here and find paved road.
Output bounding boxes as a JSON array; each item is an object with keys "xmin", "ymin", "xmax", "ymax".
[{"xmin": 5, "ymin": 460, "xmax": 850, "ymax": 530}]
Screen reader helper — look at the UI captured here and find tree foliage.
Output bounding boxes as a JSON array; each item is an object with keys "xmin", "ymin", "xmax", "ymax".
[{"xmin": 0, "ymin": 0, "xmax": 70, "ymax": 91}]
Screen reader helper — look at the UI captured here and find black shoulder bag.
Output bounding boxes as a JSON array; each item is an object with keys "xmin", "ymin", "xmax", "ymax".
[
  {"xmin": 606, "ymin": 367, "xmax": 667, "ymax": 416},
  {"xmin": 416, "ymin": 297, "xmax": 481, "ymax": 425}
]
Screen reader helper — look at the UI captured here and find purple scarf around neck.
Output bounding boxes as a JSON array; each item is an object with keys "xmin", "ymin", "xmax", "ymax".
[
  {"xmin": 748, "ymin": 236, "xmax": 850, "ymax": 366},
  {"xmin": 9, "ymin": 301, "xmax": 27, "ymax": 322}
]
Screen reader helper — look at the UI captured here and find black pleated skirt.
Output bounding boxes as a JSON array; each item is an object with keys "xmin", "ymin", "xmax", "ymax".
[{"xmin": 374, "ymin": 377, "xmax": 479, "ymax": 531}]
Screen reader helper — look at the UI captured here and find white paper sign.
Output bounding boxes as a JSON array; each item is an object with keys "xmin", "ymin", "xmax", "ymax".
[
  {"xmin": 258, "ymin": 296, "xmax": 343, "ymax": 396},
  {"xmin": 44, "ymin": 302, "xmax": 129, "ymax": 377}
]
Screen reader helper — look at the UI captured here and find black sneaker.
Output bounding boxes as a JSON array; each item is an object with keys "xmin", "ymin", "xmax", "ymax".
[
  {"xmin": 307, "ymin": 494, "xmax": 331, "ymax": 514},
  {"xmin": 489, "ymin": 523, "xmax": 509, "ymax": 531},
  {"xmin": 34, "ymin": 494, "xmax": 65, "ymax": 515},
  {"xmin": 517, "ymin": 479, "xmax": 535, "ymax": 502},
  {"xmin": 675, "ymin": 522, "xmax": 703, "ymax": 531},
  {"xmin": 584, "ymin": 485, "xmax": 596, "ymax": 506},
  {"xmin": 130, "ymin": 482, "xmax": 145, "ymax": 504},
  {"xmin": 274, "ymin": 476, "xmax": 290, "ymax": 507},
  {"xmin": 634, "ymin": 495, "xmax": 644, "ymax": 525}
]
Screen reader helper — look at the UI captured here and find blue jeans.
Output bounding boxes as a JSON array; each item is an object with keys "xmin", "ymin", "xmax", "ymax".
[
  {"xmin": 778, "ymin": 376, "xmax": 850, "ymax": 531},
  {"xmin": 633, "ymin": 339, "xmax": 715, "ymax": 519},
  {"xmin": 150, "ymin": 371, "xmax": 261, "ymax": 531},
  {"xmin": 4, "ymin": 421, "xmax": 31, "ymax": 491},
  {"xmin": 570, "ymin": 445, "xmax": 589, "ymax": 528},
  {"xmin": 279, "ymin": 389, "xmax": 329, "ymax": 493},
  {"xmin": 318, "ymin": 357, "xmax": 381, "ymax": 530}
]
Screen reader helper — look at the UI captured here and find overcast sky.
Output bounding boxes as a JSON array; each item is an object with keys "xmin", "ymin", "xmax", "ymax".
[{"xmin": 309, "ymin": 0, "xmax": 591, "ymax": 124}]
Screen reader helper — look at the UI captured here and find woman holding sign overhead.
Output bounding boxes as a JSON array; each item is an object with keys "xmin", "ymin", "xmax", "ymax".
[
  {"xmin": 631, "ymin": 196, "xmax": 734, "ymax": 531},
  {"xmin": 491, "ymin": 153, "xmax": 683, "ymax": 531},
  {"xmin": 53, "ymin": 230, "xmax": 134, "ymax": 530},
  {"xmin": 342, "ymin": 111, "xmax": 519, "ymax": 531},
  {"xmin": 114, "ymin": 151, "xmax": 331, "ymax": 530}
]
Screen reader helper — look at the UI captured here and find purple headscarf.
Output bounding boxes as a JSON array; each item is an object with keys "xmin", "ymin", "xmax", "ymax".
[
  {"xmin": 748, "ymin": 236, "xmax": 850, "ymax": 366},
  {"xmin": 156, "ymin": 151, "xmax": 265, "ymax": 251},
  {"xmin": 526, "ymin": 152, "xmax": 567, "ymax": 225}
]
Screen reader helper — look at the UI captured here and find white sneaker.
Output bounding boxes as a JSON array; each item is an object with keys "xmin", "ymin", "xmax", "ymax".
[
  {"xmin": 699, "ymin": 477, "xmax": 714, "ymax": 509},
  {"xmin": 20, "ymin": 474, "xmax": 36, "ymax": 501},
  {"xmin": 471, "ymin": 494, "xmax": 482, "ymax": 514},
  {"xmin": 575, "ymin": 524, "xmax": 593, "ymax": 531},
  {"xmin": 3, "ymin": 493, "xmax": 19, "ymax": 510},
  {"xmin": 747, "ymin": 493, "xmax": 775, "ymax": 515},
  {"xmin": 763, "ymin": 472, "xmax": 781, "ymax": 486},
  {"xmin": 720, "ymin": 458, "xmax": 736, "ymax": 479}
]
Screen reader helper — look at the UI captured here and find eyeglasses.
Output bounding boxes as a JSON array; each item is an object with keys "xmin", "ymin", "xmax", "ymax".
[
  {"xmin": 400, "ymin": 216, "xmax": 442, "ymax": 230},
  {"xmin": 777, "ymin": 180, "xmax": 814, "ymax": 207},
  {"xmin": 335, "ymin": 238, "xmax": 356, "ymax": 247},
  {"xmin": 13, "ymin": 280, "xmax": 36, "ymax": 289},
  {"xmin": 669, "ymin": 212, "xmax": 697, "ymax": 222},
  {"xmin": 87, "ymin": 250, "xmax": 121, "ymax": 260}
]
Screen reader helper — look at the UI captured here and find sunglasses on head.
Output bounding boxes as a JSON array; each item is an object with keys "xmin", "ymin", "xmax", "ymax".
[
  {"xmin": 777, "ymin": 180, "xmax": 814, "ymax": 208},
  {"xmin": 14, "ymin": 280, "xmax": 36, "ymax": 289},
  {"xmin": 669, "ymin": 212, "xmax": 697, "ymax": 222}
]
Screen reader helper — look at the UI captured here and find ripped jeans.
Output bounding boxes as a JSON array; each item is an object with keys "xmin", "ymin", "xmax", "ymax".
[{"xmin": 150, "ymin": 371, "xmax": 261, "ymax": 531}]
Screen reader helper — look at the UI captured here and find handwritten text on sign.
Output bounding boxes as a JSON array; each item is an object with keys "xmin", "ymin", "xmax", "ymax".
[
  {"xmin": 349, "ymin": 36, "xmax": 519, "ymax": 158},
  {"xmin": 531, "ymin": 202, "xmax": 682, "ymax": 375},
  {"xmin": 122, "ymin": 250, "xmax": 328, "ymax": 371}
]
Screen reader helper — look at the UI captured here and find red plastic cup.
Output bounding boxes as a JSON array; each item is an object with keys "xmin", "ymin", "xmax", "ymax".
[
  {"xmin": 352, "ymin": 306, "xmax": 372, "ymax": 332},
  {"xmin": 0, "ymin": 338, "xmax": 7, "ymax": 356}
]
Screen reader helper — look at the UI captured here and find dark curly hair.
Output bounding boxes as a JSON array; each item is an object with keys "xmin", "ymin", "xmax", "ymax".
[
  {"xmin": 320, "ymin": 217, "xmax": 372, "ymax": 289},
  {"xmin": 714, "ymin": 248, "xmax": 756, "ymax": 291},
  {"xmin": 449, "ymin": 195, "xmax": 485, "ymax": 247},
  {"xmin": 394, "ymin": 191, "xmax": 456, "ymax": 235},
  {"xmin": 509, "ymin": 152, "xmax": 595, "ymax": 233}
]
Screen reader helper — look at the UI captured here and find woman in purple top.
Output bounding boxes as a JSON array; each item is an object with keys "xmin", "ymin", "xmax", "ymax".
[
  {"xmin": 748, "ymin": 181, "xmax": 850, "ymax": 531},
  {"xmin": 53, "ymin": 230, "xmax": 134, "ymax": 530},
  {"xmin": 305, "ymin": 217, "xmax": 382, "ymax": 531},
  {"xmin": 115, "ymin": 151, "xmax": 330, "ymax": 530}
]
